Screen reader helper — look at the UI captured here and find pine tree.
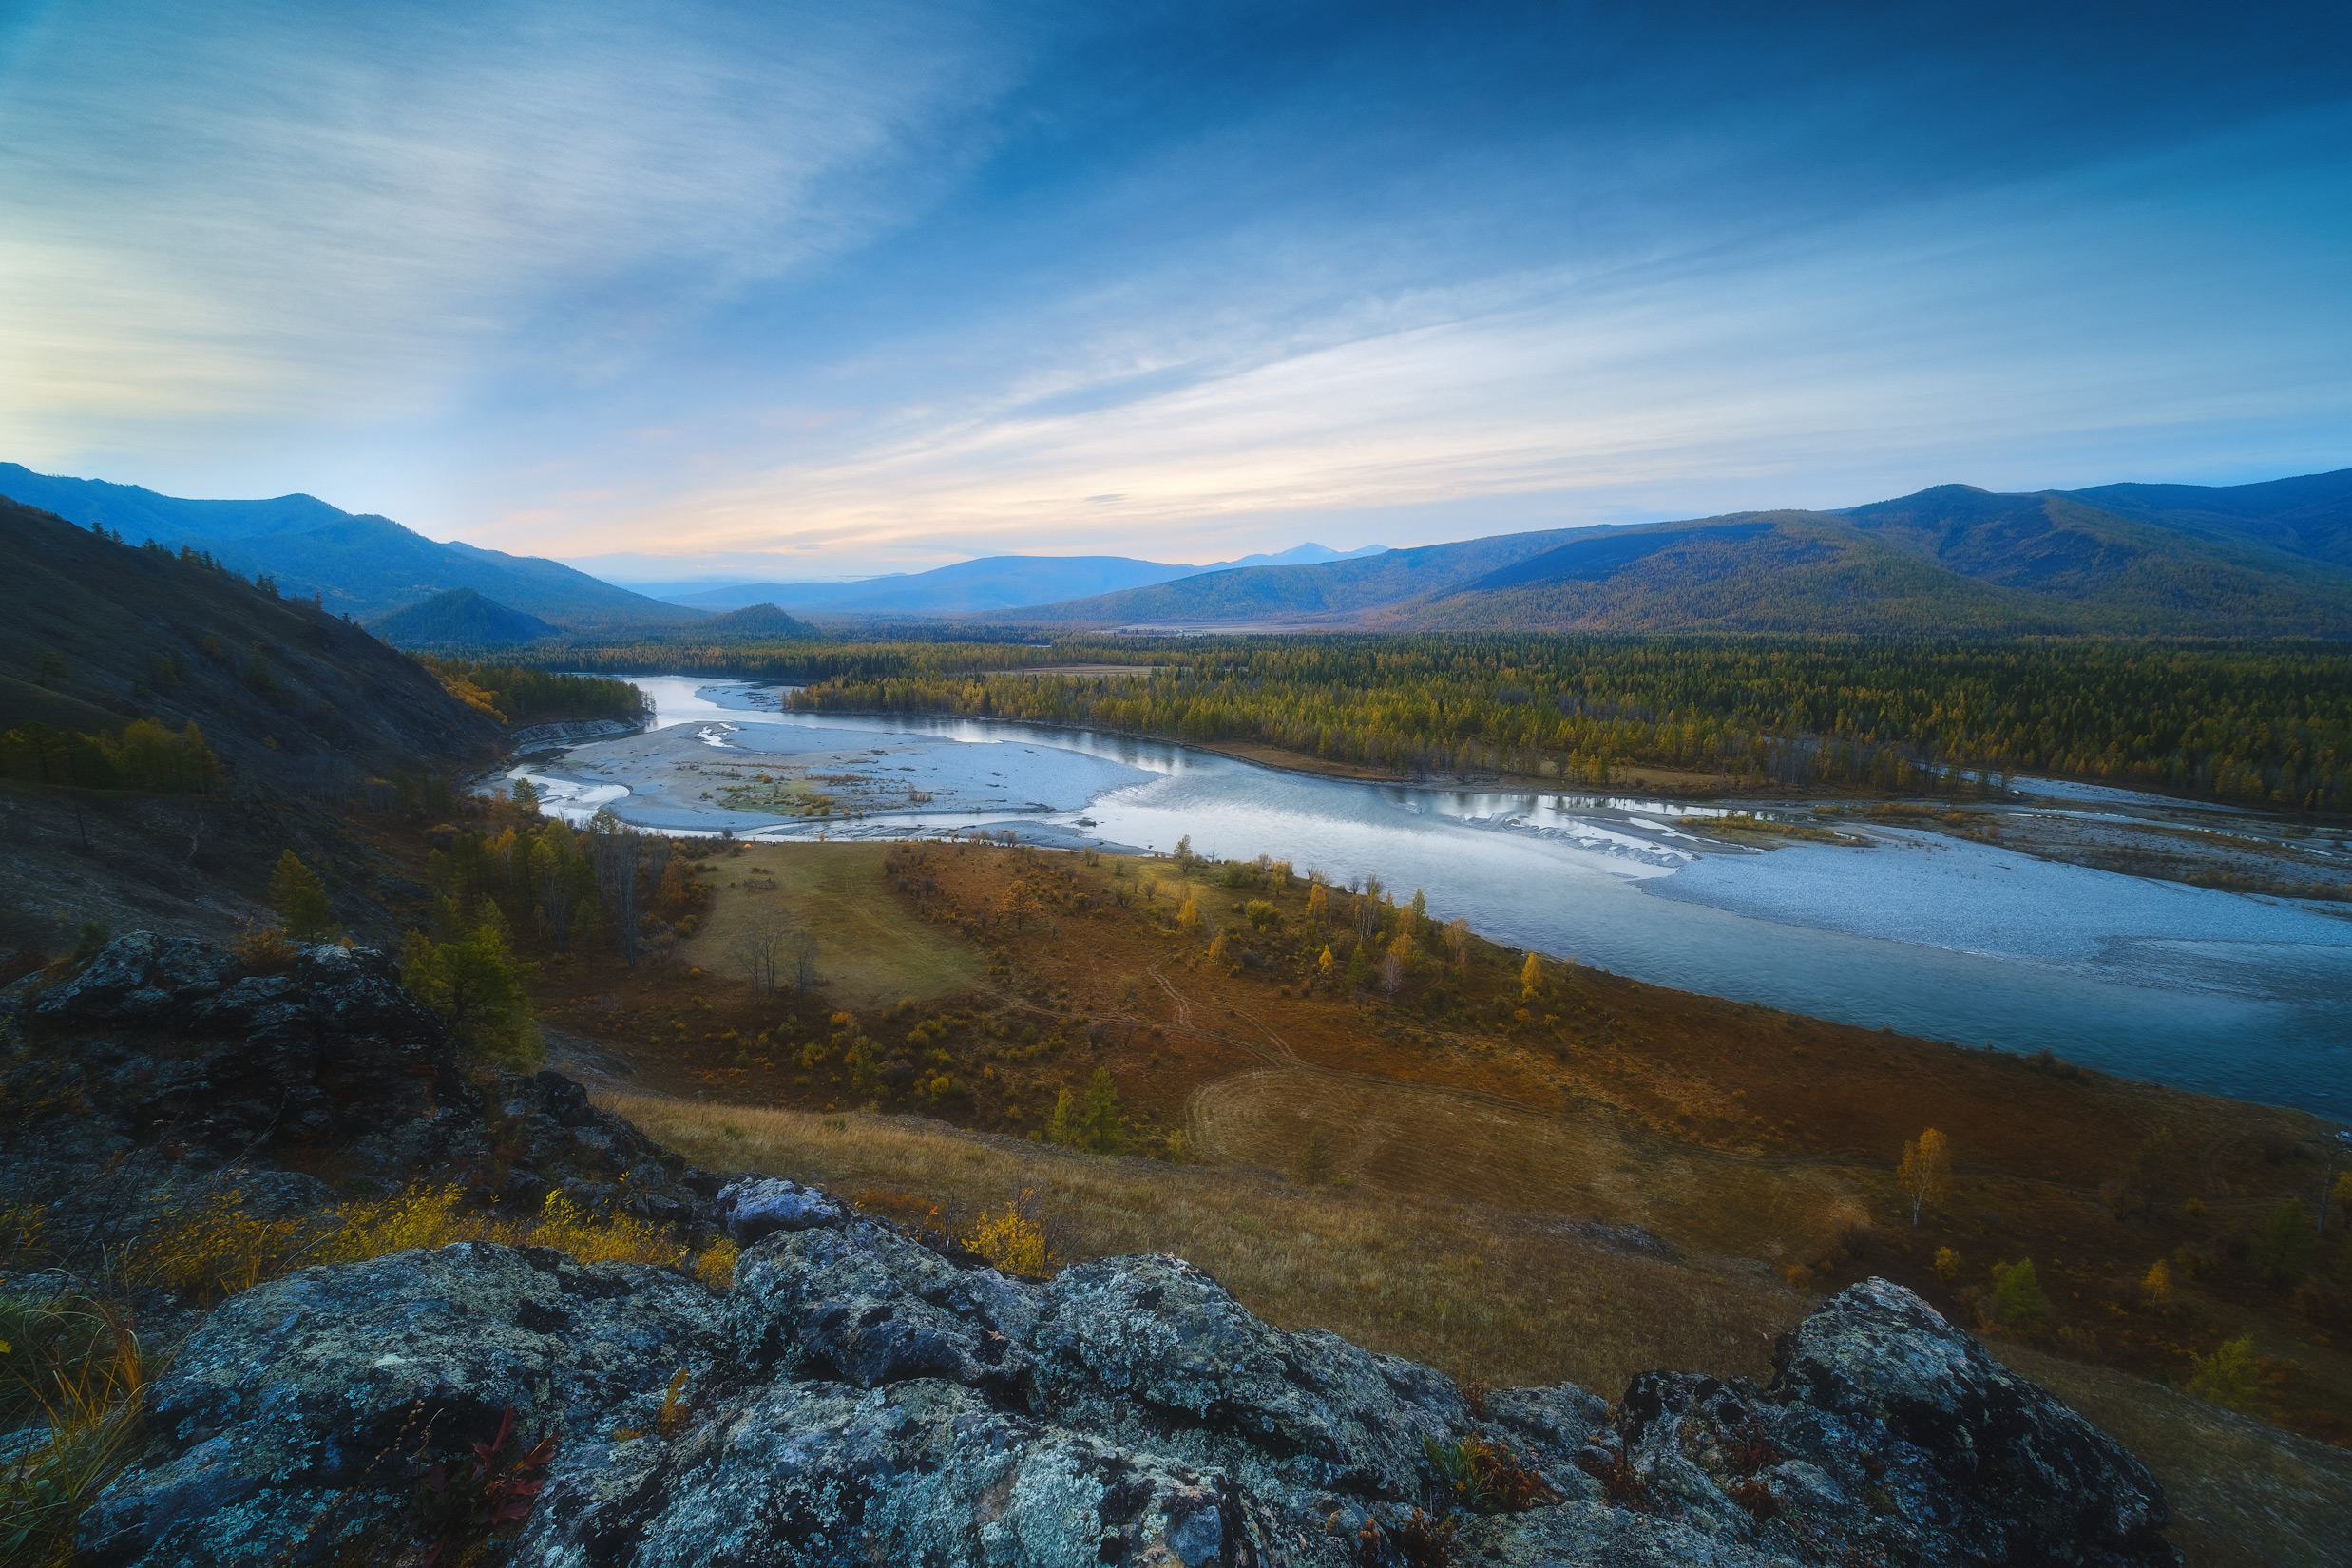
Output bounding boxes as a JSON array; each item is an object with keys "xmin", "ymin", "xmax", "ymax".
[
  {"xmin": 268, "ymin": 851, "xmax": 335, "ymax": 943},
  {"xmin": 403, "ymin": 923, "xmax": 539, "ymax": 1068},
  {"xmin": 1080, "ymin": 1068, "xmax": 1127, "ymax": 1153}
]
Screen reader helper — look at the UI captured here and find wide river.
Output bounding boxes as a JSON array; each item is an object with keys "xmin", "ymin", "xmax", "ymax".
[{"xmin": 522, "ymin": 677, "xmax": 2352, "ymax": 1118}]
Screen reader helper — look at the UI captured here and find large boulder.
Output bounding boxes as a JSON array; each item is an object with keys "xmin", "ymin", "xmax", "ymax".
[
  {"xmin": 80, "ymin": 1242, "xmax": 721, "ymax": 1568},
  {"xmin": 728, "ymin": 1215, "xmax": 1039, "ymax": 1397},
  {"xmin": 518, "ymin": 1380, "xmax": 1254, "ymax": 1568},
  {"xmin": 717, "ymin": 1176, "xmax": 849, "ymax": 1243},
  {"xmin": 1030, "ymin": 1252, "xmax": 1474, "ymax": 1509}
]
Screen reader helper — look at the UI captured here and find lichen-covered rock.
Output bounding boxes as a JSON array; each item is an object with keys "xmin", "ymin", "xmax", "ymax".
[
  {"xmin": 717, "ymin": 1175, "xmax": 849, "ymax": 1242},
  {"xmin": 728, "ymin": 1216, "xmax": 1039, "ymax": 1397},
  {"xmin": 518, "ymin": 1379, "xmax": 1255, "ymax": 1568},
  {"xmin": 1527, "ymin": 1279, "xmax": 2177, "ymax": 1567},
  {"xmin": 80, "ymin": 1242, "xmax": 721, "ymax": 1568},
  {"xmin": 1030, "ymin": 1252, "xmax": 1470, "ymax": 1511}
]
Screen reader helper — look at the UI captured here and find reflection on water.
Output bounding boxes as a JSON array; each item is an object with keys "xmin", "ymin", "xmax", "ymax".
[{"xmin": 580, "ymin": 678, "xmax": 2352, "ymax": 1116}]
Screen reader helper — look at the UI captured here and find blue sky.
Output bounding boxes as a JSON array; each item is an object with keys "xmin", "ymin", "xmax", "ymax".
[{"xmin": 3, "ymin": 1, "xmax": 2347, "ymax": 580}]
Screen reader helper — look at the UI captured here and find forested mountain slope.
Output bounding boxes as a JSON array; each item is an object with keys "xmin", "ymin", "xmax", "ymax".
[
  {"xmin": 2059, "ymin": 467, "xmax": 2352, "ymax": 568},
  {"xmin": 1009, "ymin": 469, "xmax": 2352, "ymax": 635},
  {"xmin": 0, "ymin": 462, "xmax": 697, "ymax": 628},
  {"xmin": 1011, "ymin": 528, "xmax": 1587, "ymax": 624},
  {"xmin": 371, "ymin": 588, "xmax": 560, "ymax": 647}
]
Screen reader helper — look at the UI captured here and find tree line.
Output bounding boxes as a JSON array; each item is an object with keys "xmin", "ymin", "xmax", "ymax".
[
  {"xmin": 416, "ymin": 658, "xmax": 651, "ymax": 725},
  {"xmin": 0, "ymin": 718, "xmax": 221, "ymax": 794},
  {"xmin": 768, "ymin": 635, "xmax": 2350, "ymax": 811}
]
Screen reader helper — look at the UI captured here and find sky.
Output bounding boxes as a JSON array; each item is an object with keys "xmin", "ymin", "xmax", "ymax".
[{"xmin": 3, "ymin": 1, "xmax": 2348, "ymax": 583}]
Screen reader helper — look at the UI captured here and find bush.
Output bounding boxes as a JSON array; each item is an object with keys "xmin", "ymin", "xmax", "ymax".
[
  {"xmin": 1989, "ymin": 1258, "xmax": 2051, "ymax": 1331},
  {"xmin": 2251, "ymin": 1198, "xmax": 2316, "ymax": 1289},
  {"xmin": 2184, "ymin": 1334, "xmax": 2268, "ymax": 1414},
  {"xmin": 968, "ymin": 1191, "xmax": 1052, "ymax": 1276}
]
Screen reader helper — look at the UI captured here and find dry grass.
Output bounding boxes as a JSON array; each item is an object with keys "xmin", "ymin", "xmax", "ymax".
[
  {"xmin": 601, "ymin": 1090, "xmax": 1803, "ymax": 1393},
  {"xmin": 679, "ymin": 842, "xmax": 983, "ymax": 1009},
  {"xmin": 0, "ymin": 1296, "xmax": 152, "ymax": 1567}
]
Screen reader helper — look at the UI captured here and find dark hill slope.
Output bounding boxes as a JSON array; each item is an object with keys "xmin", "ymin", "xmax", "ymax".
[
  {"xmin": 0, "ymin": 463, "xmax": 697, "ymax": 628},
  {"xmin": 1008, "ymin": 528, "xmax": 1586, "ymax": 625},
  {"xmin": 372, "ymin": 588, "xmax": 558, "ymax": 648},
  {"xmin": 1837, "ymin": 486, "xmax": 2352, "ymax": 635},
  {"xmin": 2059, "ymin": 467, "xmax": 2352, "ymax": 569},
  {"xmin": 0, "ymin": 498, "xmax": 506, "ymax": 948},
  {"xmin": 1, "ymin": 498, "xmax": 500, "ymax": 773}
]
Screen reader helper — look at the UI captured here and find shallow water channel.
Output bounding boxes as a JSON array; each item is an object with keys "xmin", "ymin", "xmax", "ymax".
[{"xmin": 515, "ymin": 677, "xmax": 2352, "ymax": 1117}]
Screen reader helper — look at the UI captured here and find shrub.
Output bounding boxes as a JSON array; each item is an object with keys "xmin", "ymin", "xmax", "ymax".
[
  {"xmin": 2251, "ymin": 1198, "xmax": 2316, "ymax": 1289},
  {"xmin": 122, "ymin": 1188, "xmax": 319, "ymax": 1303},
  {"xmin": 1424, "ymin": 1434, "xmax": 1558, "ymax": 1513},
  {"xmin": 694, "ymin": 1238, "xmax": 739, "ymax": 1291},
  {"xmin": 968, "ymin": 1190, "xmax": 1051, "ymax": 1276},
  {"xmin": 1932, "ymin": 1247, "xmax": 1960, "ymax": 1282},
  {"xmin": 2139, "ymin": 1258, "xmax": 2173, "ymax": 1309},
  {"xmin": 2184, "ymin": 1334, "xmax": 2267, "ymax": 1414},
  {"xmin": 1989, "ymin": 1258, "xmax": 2051, "ymax": 1331}
]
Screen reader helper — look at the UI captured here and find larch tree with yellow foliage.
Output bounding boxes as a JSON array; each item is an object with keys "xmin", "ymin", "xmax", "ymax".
[
  {"xmin": 1520, "ymin": 951, "xmax": 1543, "ymax": 998},
  {"xmin": 1899, "ymin": 1128, "xmax": 1952, "ymax": 1227}
]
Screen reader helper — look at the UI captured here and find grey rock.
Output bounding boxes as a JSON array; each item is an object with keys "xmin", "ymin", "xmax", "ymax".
[
  {"xmin": 728, "ymin": 1216, "xmax": 1039, "ymax": 1396},
  {"xmin": 1031, "ymin": 1252, "xmax": 1469, "ymax": 1509},
  {"xmin": 718, "ymin": 1175, "xmax": 849, "ymax": 1242},
  {"xmin": 518, "ymin": 1379, "xmax": 1255, "ymax": 1568},
  {"xmin": 82, "ymin": 1241, "xmax": 721, "ymax": 1568}
]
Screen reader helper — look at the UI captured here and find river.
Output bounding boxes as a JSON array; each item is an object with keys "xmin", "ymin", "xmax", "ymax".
[{"xmin": 511, "ymin": 676, "xmax": 2352, "ymax": 1118}]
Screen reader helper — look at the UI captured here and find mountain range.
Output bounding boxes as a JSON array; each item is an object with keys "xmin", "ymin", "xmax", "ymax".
[
  {"xmin": 0, "ymin": 465, "xmax": 696, "ymax": 628},
  {"xmin": 643, "ymin": 543, "xmax": 1386, "ymax": 615},
  {"xmin": 8, "ymin": 461, "xmax": 2349, "ymax": 637},
  {"xmin": 1006, "ymin": 470, "xmax": 2352, "ymax": 636}
]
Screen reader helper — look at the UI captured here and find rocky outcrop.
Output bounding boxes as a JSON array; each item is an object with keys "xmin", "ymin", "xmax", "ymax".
[
  {"xmin": 0, "ymin": 934, "xmax": 719, "ymax": 1269},
  {"xmin": 85, "ymin": 1198, "xmax": 2177, "ymax": 1567},
  {"xmin": 79, "ymin": 1244, "xmax": 720, "ymax": 1567},
  {"xmin": 12, "ymin": 936, "xmax": 2175, "ymax": 1566}
]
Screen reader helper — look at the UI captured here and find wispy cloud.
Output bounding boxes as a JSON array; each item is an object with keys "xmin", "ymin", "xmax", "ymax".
[{"xmin": 0, "ymin": 0, "xmax": 1015, "ymax": 447}]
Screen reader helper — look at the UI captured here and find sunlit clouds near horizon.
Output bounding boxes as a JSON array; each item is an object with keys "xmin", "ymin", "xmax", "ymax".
[{"xmin": 3, "ymin": 1, "xmax": 2348, "ymax": 580}]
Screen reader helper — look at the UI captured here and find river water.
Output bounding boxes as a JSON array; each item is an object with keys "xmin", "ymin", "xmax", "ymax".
[{"xmin": 522, "ymin": 677, "xmax": 2352, "ymax": 1117}]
